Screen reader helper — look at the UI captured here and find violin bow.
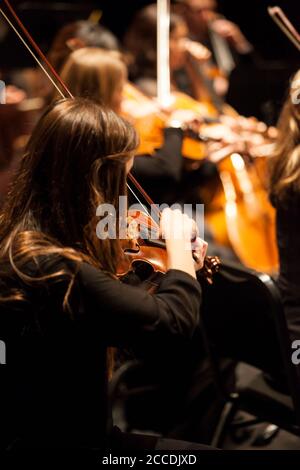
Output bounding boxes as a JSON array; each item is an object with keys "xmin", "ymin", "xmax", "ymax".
[
  {"xmin": 0, "ymin": 0, "xmax": 161, "ymax": 221},
  {"xmin": 268, "ymin": 6, "xmax": 300, "ymax": 52},
  {"xmin": 0, "ymin": 0, "xmax": 220, "ymax": 281}
]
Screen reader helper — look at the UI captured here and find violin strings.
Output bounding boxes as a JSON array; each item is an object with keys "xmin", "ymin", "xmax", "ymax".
[
  {"xmin": 0, "ymin": 7, "xmax": 66, "ymax": 99},
  {"xmin": 126, "ymin": 183, "xmax": 153, "ymax": 219},
  {"xmin": 128, "ymin": 173, "xmax": 161, "ymax": 220}
]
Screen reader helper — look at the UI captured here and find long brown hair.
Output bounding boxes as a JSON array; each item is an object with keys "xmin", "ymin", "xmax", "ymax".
[
  {"xmin": 59, "ymin": 47, "xmax": 126, "ymax": 110},
  {"xmin": 269, "ymin": 69, "xmax": 300, "ymax": 203},
  {"xmin": 0, "ymin": 97, "xmax": 138, "ymax": 307}
]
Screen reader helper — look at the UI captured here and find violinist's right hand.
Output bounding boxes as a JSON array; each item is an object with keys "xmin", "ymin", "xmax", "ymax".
[{"xmin": 160, "ymin": 208, "xmax": 208, "ymax": 279}]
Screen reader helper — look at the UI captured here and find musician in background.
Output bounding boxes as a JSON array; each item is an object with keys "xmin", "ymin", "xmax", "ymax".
[
  {"xmin": 9, "ymin": 20, "xmax": 120, "ymax": 100},
  {"xmin": 58, "ymin": 47, "xmax": 204, "ymax": 205},
  {"xmin": 269, "ymin": 69, "xmax": 300, "ymax": 343},
  {"xmin": 0, "ymin": 21, "xmax": 122, "ymax": 208},
  {"xmin": 124, "ymin": 4, "xmax": 212, "ymax": 102},
  {"xmin": 176, "ymin": 0, "xmax": 253, "ymax": 96},
  {"xmin": 47, "ymin": 20, "xmax": 120, "ymax": 72}
]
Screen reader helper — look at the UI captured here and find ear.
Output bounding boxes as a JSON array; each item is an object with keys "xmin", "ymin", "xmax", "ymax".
[{"xmin": 66, "ymin": 37, "xmax": 86, "ymax": 51}]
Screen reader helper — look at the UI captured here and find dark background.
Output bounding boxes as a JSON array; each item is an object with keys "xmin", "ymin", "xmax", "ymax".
[
  {"xmin": 103, "ymin": 0, "xmax": 300, "ymax": 62},
  {"xmin": 0, "ymin": 0, "xmax": 300, "ymax": 121},
  {"xmin": 1, "ymin": 0, "xmax": 299, "ymax": 61}
]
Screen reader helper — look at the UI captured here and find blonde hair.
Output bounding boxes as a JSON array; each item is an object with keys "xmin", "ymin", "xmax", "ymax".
[
  {"xmin": 59, "ymin": 47, "xmax": 127, "ymax": 109},
  {"xmin": 269, "ymin": 69, "xmax": 300, "ymax": 202}
]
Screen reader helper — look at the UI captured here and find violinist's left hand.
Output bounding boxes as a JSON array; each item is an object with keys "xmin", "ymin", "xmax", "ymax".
[{"xmin": 191, "ymin": 237, "xmax": 208, "ymax": 271}]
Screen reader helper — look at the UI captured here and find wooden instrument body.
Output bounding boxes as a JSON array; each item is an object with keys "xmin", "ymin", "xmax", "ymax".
[
  {"xmin": 122, "ymin": 82, "xmax": 214, "ymax": 160},
  {"xmin": 117, "ymin": 210, "xmax": 219, "ymax": 285},
  {"xmin": 204, "ymin": 153, "xmax": 278, "ymax": 273}
]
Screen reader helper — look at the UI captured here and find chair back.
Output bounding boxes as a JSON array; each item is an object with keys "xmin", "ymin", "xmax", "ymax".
[{"xmin": 199, "ymin": 261, "xmax": 300, "ymax": 424}]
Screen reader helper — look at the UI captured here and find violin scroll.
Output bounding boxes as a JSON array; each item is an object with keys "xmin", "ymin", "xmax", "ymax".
[{"xmin": 198, "ymin": 255, "xmax": 221, "ymax": 285}]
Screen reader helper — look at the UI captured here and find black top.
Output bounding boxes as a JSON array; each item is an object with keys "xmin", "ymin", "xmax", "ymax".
[
  {"xmin": 273, "ymin": 192, "xmax": 300, "ymax": 342},
  {"xmin": 0, "ymin": 257, "xmax": 201, "ymax": 449},
  {"xmin": 132, "ymin": 128, "xmax": 183, "ymax": 205}
]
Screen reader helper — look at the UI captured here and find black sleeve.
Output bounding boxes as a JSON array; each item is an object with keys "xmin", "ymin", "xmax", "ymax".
[
  {"xmin": 132, "ymin": 127, "xmax": 184, "ymax": 183},
  {"xmin": 76, "ymin": 263, "xmax": 201, "ymax": 349}
]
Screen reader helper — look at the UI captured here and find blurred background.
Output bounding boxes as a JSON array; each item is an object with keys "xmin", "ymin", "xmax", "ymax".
[{"xmin": 0, "ymin": 0, "xmax": 299, "ymax": 121}]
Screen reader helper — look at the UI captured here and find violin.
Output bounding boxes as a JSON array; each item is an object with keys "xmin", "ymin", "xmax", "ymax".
[
  {"xmin": 122, "ymin": 81, "xmax": 221, "ymax": 160},
  {"xmin": 118, "ymin": 209, "xmax": 220, "ymax": 287},
  {"xmin": 122, "ymin": 79, "xmax": 278, "ymax": 170},
  {"xmin": 0, "ymin": 0, "xmax": 220, "ymax": 285}
]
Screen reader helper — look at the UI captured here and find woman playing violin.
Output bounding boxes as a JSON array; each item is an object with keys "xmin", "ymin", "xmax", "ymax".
[
  {"xmin": 124, "ymin": 3, "xmax": 211, "ymax": 102},
  {"xmin": 0, "ymin": 97, "xmax": 209, "ymax": 450}
]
